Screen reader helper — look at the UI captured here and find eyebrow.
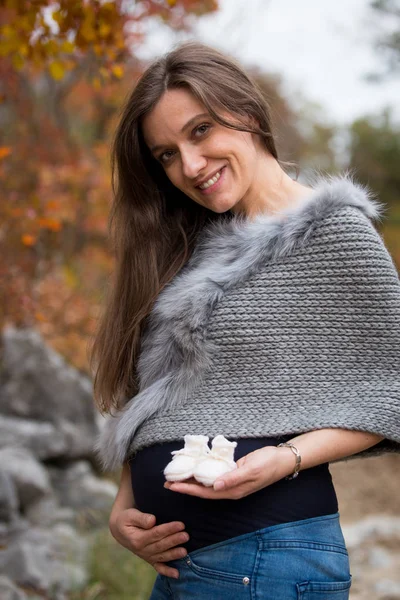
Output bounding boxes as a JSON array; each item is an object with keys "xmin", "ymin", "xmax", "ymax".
[{"xmin": 149, "ymin": 112, "xmax": 210, "ymax": 155}]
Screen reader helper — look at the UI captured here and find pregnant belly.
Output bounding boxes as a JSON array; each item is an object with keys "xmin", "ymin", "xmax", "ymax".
[{"xmin": 128, "ymin": 437, "xmax": 338, "ymax": 553}]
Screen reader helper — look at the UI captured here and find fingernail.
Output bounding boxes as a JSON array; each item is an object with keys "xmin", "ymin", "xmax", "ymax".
[{"xmin": 214, "ymin": 480, "xmax": 225, "ymax": 491}]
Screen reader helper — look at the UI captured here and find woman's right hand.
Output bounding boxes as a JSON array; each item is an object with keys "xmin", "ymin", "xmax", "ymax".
[{"xmin": 109, "ymin": 507, "xmax": 189, "ymax": 579}]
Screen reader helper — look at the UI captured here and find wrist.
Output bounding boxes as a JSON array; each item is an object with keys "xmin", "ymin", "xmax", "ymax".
[
  {"xmin": 275, "ymin": 446, "xmax": 296, "ymax": 479},
  {"xmin": 276, "ymin": 443, "xmax": 301, "ymax": 480},
  {"xmin": 109, "ymin": 502, "xmax": 127, "ymax": 531}
]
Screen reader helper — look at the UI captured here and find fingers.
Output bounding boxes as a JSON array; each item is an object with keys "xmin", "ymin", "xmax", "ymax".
[
  {"xmin": 151, "ymin": 544, "xmax": 188, "ymax": 565},
  {"xmin": 130, "ymin": 521, "xmax": 187, "ymax": 554},
  {"xmin": 153, "ymin": 562, "xmax": 180, "ymax": 579},
  {"xmin": 142, "ymin": 521, "xmax": 186, "ymax": 544},
  {"xmin": 164, "ymin": 480, "xmax": 231, "ymax": 499},
  {"xmin": 125, "ymin": 508, "xmax": 157, "ymax": 529},
  {"xmin": 165, "ymin": 477, "xmax": 253, "ymax": 499},
  {"xmin": 213, "ymin": 467, "xmax": 250, "ymax": 491},
  {"xmin": 145, "ymin": 529, "xmax": 190, "ymax": 557}
]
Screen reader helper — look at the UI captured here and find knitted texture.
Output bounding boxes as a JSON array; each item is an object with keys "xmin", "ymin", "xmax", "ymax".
[{"xmin": 96, "ymin": 176, "xmax": 400, "ymax": 471}]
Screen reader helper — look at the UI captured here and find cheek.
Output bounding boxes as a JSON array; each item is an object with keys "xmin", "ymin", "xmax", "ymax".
[
  {"xmin": 164, "ymin": 164, "xmax": 183, "ymax": 188},
  {"xmin": 218, "ymin": 135, "xmax": 255, "ymax": 166}
]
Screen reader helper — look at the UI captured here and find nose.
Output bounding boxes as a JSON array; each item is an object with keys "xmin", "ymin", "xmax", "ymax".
[{"xmin": 180, "ymin": 146, "xmax": 207, "ymax": 180}]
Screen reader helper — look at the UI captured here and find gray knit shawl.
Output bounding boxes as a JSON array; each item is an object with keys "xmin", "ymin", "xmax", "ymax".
[{"xmin": 96, "ymin": 176, "xmax": 400, "ymax": 471}]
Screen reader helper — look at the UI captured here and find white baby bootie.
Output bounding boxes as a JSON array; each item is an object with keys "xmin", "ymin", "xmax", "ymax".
[
  {"xmin": 193, "ymin": 435, "xmax": 238, "ymax": 487},
  {"xmin": 164, "ymin": 435, "xmax": 210, "ymax": 482}
]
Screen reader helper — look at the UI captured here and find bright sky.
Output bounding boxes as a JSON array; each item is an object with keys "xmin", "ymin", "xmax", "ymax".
[{"xmin": 137, "ymin": 0, "xmax": 400, "ymax": 125}]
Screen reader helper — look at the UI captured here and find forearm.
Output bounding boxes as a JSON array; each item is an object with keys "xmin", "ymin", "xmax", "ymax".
[
  {"xmin": 278, "ymin": 429, "xmax": 384, "ymax": 475},
  {"xmin": 110, "ymin": 462, "xmax": 135, "ymax": 526}
]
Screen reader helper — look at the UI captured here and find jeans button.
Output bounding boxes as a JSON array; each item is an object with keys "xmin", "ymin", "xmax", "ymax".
[
  {"xmin": 243, "ymin": 576, "xmax": 250, "ymax": 585},
  {"xmin": 186, "ymin": 558, "xmax": 191, "ymax": 565}
]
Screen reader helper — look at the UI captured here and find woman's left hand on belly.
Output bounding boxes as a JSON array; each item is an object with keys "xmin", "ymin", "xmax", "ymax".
[{"xmin": 163, "ymin": 445, "xmax": 295, "ymax": 499}]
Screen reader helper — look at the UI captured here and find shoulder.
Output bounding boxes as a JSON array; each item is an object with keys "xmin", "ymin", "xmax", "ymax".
[
  {"xmin": 290, "ymin": 174, "xmax": 393, "ymax": 266},
  {"xmin": 306, "ymin": 204, "xmax": 400, "ymax": 299}
]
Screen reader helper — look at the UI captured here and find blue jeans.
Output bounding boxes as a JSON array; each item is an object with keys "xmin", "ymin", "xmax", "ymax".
[{"xmin": 149, "ymin": 513, "xmax": 351, "ymax": 599}]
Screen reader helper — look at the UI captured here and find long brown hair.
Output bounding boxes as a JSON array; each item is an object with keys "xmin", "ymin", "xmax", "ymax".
[{"xmin": 90, "ymin": 41, "xmax": 279, "ymax": 413}]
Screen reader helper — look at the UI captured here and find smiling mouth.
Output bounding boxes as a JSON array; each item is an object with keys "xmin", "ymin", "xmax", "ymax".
[{"xmin": 197, "ymin": 168, "xmax": 224, "ymax": 190}]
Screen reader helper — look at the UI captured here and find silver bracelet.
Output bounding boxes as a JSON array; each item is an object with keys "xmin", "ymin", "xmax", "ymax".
[{"xmin": 277, "ymin": 442, "xmax": 301, "ymax": 480}]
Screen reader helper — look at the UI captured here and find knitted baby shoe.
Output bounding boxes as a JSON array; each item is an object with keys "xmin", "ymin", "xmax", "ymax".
[
  {"xmin": 164, "ymin": 435, "xmax": 210, "ymax": 482},
  {"xmin": 193, "ymin": 434, "xmax": 237, "ymax": 487}
]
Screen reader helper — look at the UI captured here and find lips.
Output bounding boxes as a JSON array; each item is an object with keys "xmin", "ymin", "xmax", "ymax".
[{"xmin": 195, "ymin": 167, "xmax": 224, "ymax": 189}]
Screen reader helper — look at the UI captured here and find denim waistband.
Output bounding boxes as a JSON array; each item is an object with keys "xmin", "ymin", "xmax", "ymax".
[{"xmin": 185, "ymin": 512, "xmax": 343, "ymax": 560}]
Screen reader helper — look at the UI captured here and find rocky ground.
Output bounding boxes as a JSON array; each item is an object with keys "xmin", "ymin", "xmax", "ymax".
[
  {"xmin": 0, "ymin": 326, "xmax": 399, "ymax": 599},
  {"xmin": 0, "ymin": 327, "xmax": 117, "ymax": 600}
]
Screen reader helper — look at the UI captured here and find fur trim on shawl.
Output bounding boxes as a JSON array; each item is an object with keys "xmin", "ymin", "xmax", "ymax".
[{"xmin": 95, "ymin": 174, "xmax": 385, "ymax": 471}]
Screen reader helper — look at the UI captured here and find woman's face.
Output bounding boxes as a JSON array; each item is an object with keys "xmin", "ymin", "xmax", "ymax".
[{"xmin": 141, "ymin": 88, "xmax": 265, "ymax": 214}]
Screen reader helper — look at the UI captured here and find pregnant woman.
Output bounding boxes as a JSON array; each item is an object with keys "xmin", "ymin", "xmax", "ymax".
[{"xmin": 91, "ymin": 41, "xmax": 400, "ymax": 599}]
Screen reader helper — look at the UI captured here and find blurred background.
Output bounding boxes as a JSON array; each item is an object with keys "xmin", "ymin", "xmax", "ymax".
[{"xmin": 0, "ymin": 1, "xmax": 399, "ymax": 599}]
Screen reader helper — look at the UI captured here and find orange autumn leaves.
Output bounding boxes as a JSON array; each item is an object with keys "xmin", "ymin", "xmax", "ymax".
[
  {"xmin": 0, "ymin": 0, "xmax": 219, "ymax": 83},
  {"xmin": 1, "ymin": 0, "xmax": 219, "ymax": 370}
]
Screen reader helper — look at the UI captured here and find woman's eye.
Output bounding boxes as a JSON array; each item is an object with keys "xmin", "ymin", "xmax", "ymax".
[
  {"xmin": 158, "ymin": 124, "xmax": 210, "ymax": 164},
  {"xmin": 194, "ymin": 123, "xmax": 210, "ymax": 137},
  {"xmin": 159, "ymin": 150, "xmax": 174, "ymax": 164}
]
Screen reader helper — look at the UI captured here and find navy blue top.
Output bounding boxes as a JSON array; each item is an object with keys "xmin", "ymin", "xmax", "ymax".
[{"xmin": 129, "ymin": 435, "xmax": 338, "ymax": 553}]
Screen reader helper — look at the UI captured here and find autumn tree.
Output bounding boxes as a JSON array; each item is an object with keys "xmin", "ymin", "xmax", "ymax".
[{"xmin": 0, "ymin": 0, "xmax": 218, "ymax": 367}]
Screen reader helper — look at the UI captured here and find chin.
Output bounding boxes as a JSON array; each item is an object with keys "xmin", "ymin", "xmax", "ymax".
[{"xmin": 207, "ymin": 197, "xmax": 239, "ymax": 214}]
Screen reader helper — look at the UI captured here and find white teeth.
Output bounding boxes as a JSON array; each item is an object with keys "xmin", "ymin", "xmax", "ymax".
[{"xmin": 198, "ymin": 169, "xmax": 222, "ymax": 190}]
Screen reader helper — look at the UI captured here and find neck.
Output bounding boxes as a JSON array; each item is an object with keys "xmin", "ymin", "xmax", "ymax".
[{"xmin": 231, "ymin": 152, "xmax": 313, "ymax": 220}]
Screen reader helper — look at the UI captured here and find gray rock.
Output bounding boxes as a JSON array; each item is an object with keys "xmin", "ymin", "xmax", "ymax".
[
  {"xmin": 342, "ymin": 516, "xmax": 400, "ymax": 548},
  {"xmin": 25, "ymin": 495, "xmax": 76, "ymax": 527},
  {"xmin": 48, "ymin": 461, "xmax": 117, "ymax": 527},
  {"xmin": 368, "ymin": 546, "xmax": 393, "ymax": 569},
  {"xmin": 0, "ymin": 470, "xmax": 19, "ymax": 522},
  {"xmin": 375, "ymin": 578, "xmax": 400, "ymax": 595},
  {"xmin": 0, "ymin": 517, "xmax": 31, "ymax": 546},
  {"xmin": 0, "ymin": 576, "xmax": 28, "ymax": 600},
  {"xmin": 0, "ymin": 448, "xmax": 51, "ymax": 510},
  {"xmin": 0, "ymin": 523, "xmax": 9, "ymax": 546},
  {"xmin": 0, "ymin": 415, "xmax": 67, "ymax": 460},
  {"xmin": 0, "ymin": 326, "xmax": 99, "ymax": 460},
  {"xmin": 0, "ymin": 525, "xmax": 88, "ymax": 595},
  {"xmin": 50, "ymin": 460, "xmax": 117, "ymax": 511},
  {"xmin": 0, "ymin": 537, "xmax": 51, "ymax": 592}
]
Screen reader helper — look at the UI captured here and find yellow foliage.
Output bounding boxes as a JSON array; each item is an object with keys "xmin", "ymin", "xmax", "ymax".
[
  {"xmin": 61, "ymin": 40, "xmax": 75, "ymax": 54},
  {"xmin": 98, "ymin": 22, "xmax": 112, "ymax": 38},
  {"xmin": 93, "ymin": 44, "xmax": 103, "ymax": 56},
  {"xmin": 80, "ymin": 12, "xmax": 96, "ymax": 42},
  {"xmin": 63, "ymin": 265, "xmax": 79, "ymax": 289},
  {"xmin": 100, "ymin": 2, "xmax": 116, "ymax": 12},
  {"xmin": 1, "ymin": 24, "xmax": 14, "ymax": 37},
  {"xmin": 49, "ymin": 61, "xmax": 65, "ymax": 81},
  {"xmin": 19, "ymin": 15, "xmax": 34, "ymax": 32},
  {"xmin": 111, "ymin": 65, "xmax": 124, "ymax": 79},
  {"xmin": 12, "ymin": 54, "xmax": 24, "ymax": 70},
  {"xmin": 19, "ymin": 43, "xmax": 29, "ymax": 57},
  {"xmin": 51, "ymin": 10, "xmax": 64, "ymax": 25}
]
